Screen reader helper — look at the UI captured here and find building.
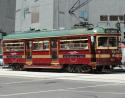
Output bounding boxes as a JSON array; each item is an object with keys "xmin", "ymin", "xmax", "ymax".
[
  {"xmin": 15, "ymin": 0, "xmax": 88, "ymax": 32},
  {"xmin": 0, "ymin": 0, "xmax": 16, "ymax": 34},
  {"xmin": 15, "ymin": 0, "xmax": 125, "ymax": 36},
  {"xmin": 15, "ymin": 0, "xmax": 54, "ymax": 31},
  {"xmin": 89, "ymin": 0, "xmax": 125, "ymax": 40}
]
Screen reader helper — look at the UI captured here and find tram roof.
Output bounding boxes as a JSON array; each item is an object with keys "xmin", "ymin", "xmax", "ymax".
[{"xmin": 3, "ymin": 28, "xmax": 108, "ymax": 40}]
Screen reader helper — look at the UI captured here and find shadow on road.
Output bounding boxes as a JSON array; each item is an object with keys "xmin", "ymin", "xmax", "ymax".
[{"xmin": 2, "ymin": 66, "xmax": 125, "ymax": 74}]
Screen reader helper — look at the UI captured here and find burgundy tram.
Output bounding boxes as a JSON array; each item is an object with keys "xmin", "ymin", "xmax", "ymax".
[{"xmin": 2, "ymin": 27, "xmax": 122, "ymax": 72}]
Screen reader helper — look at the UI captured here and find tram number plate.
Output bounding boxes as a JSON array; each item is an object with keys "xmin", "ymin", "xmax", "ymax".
[{"xmin": 63, "ymin": 54, "xmax": 85, "ymax": 58}]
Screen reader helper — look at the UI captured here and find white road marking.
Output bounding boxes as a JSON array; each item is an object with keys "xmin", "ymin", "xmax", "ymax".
[
  {"xmin": 0, "ymin": 80, "xmax": 43, "ymax": 85},
  {"xmin": 0, "ymin": 78, "xmax": 57, "ymax": 85},
  {"xmin": 65, "ymin": 83, "xmax": 122, "ymax": 90},
  {"xmin": 0, "ymin": 89, "xmax": 63, "ymax": 97},
  {"xmin": 65, "ymin": 90, "xmax": 125, "ymax": 95},
  {"xmin": 0, "ymin": 83, "xmax": 123, "ymax": 97}
]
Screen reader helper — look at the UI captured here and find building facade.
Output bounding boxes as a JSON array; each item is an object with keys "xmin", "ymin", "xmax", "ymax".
[
  {"xmin": 89, "ymin": 0, "xmax": 125, "ymax": 33},
  {"xmin": 0, "ymin": 0, "xmax": 16, "ymax": 34},
  {"xmin": 15, "ymin": 0, "xmax": 54, "ymax": 31},
  {"xmin": 15, "ymin": 0, "xmax": 125, "ymax": 36},
  {"xmin": 15, "ymin": 0, "xmax": 87, "ymax": 31}
]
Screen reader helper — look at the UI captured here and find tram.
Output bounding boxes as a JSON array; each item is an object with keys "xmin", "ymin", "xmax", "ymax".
[{"xmin": 2, "ymin": 27, "xmax": 122, "ymax": 72}]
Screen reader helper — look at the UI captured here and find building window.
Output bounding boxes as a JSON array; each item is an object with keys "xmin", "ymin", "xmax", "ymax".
[
  {"xmin": 100, "ymin": 15, "xmax": 108, "ymax": 21},
  {"xmin": 100, "ymin": 15, "xmax": 124, "ymax": 22},
  {"xmin": 31, "ymin": 6, "xmax": 39, "ymax": 23},
  {"xmin": 110, "ymin": 16, "xmax": 118, "ymax": 21},
  {"xmin": 118, "ymin": 16, "xmax": 124, "ymax": 21}
]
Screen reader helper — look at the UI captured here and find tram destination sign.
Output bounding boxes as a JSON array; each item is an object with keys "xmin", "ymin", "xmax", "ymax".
[{"xmin": 105, "ymin": 28, "xmax": 119, "ymax": 34}]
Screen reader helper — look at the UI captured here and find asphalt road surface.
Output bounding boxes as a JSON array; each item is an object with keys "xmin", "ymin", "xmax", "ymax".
[{"xmin": 0, "ymin": 75, "xmax": 125, "ymax": 98}]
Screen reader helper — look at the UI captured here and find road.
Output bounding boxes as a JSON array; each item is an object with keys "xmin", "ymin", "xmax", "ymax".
[
  {"xmin": 0, "ymin": 75, "xmax": 125, "ymax": 98},
  {"xmin": 0, "ymin": 68, "xmax": 125, "ymax": 98}
]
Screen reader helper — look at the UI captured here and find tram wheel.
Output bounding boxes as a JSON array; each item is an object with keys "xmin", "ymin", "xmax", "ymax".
[
  {"xmin": 11, "ymin": 64, "xmax": 24, "ymax": 71},
  {"xmin": 66, "ymin": 65, "xmax": 91, "ymax": 73},
  {"xmin": 102, "ymin": 65, "xmax": 113, "ymax": 73},
  {"xmin": 18, "ymin": 64, "xmax": 24, "ymax": 71},
  {"xmin": 66, "ymin": 65, "xmax": 75, "ymax": 73},
  {"xmin": 95, "ymin": 66, "xmax": 113, "ymax": 73},
  {"xmin": 75, "ymin": 65, "xmax": 81, "ymax": 73},
  {"xmin": 11, "ymin": 64, "xmax": 16, "ymax": 71},
  {"xmin": 79, "ymin": 65, "xmax": 91, "ymax": 73}
]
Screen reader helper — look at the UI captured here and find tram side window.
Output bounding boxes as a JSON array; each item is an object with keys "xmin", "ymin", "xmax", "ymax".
[
  {"xmin": 98, "ymin": 37, "xmax": 117, "ymax": 48},
  {"xmin": 60, "ymin": 38, "xmax": 88, "ymax": 50},
  {"xmin": 3, "ymin": 42, "xmax": 24, "ymax": 52},
  {"xmin": 98, "ymin": 37, "xmax": 108, "ymax": 47},
  {"xmin": 33, "ymin": 41, "xmax": 49, "ymax": 51}
]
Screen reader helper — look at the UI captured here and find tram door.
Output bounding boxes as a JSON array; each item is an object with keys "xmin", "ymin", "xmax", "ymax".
[
  {"xmin": 91, "ymin": 36, "xmax": 96, "ymax": 62},
  {"xmin": 25, "ymin": 41, "xmax": 32, "ymax": 65},
  {"xmin": 50, "ymin": 39, "xmax": 58, "ymax": 61}
]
